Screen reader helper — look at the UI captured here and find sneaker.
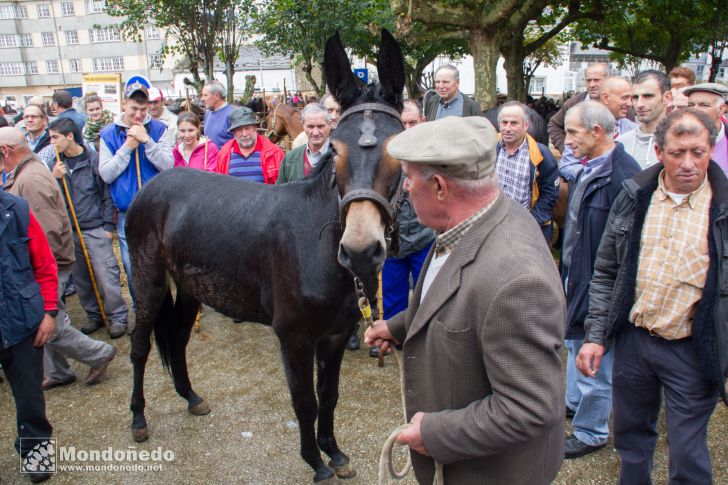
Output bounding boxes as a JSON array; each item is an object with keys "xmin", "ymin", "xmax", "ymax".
[
  {"xmin": 564, "ymin": 434, "xmax": 606, "ymax": 459},
  {"xmin": 109, "ymin": 323, "xmax": 127, "ymax": 339},
  {"xmin": 25, "ymin": 471, "xmax": 51, "ymax": 483},
  {"xmin": 63, "ymin": 280, "xmax": 76, "ymax": 297},
  {"xmin": 84, "ymin": 347, "xmax": 117, "ymax": 385},
  {"xmin": 80, "ymin": 320, "xmax": 104, "ymax": 335}
]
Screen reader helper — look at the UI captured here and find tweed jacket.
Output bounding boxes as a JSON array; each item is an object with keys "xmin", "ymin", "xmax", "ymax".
[{"xmin": 387, "ymin": 194, "xmax": 566, "ymax": 485}]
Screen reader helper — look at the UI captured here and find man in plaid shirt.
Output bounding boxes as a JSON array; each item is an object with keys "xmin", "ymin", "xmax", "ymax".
[{"xmin": 578, "ymin": 109, "xmax": 728, "ymax": 483}]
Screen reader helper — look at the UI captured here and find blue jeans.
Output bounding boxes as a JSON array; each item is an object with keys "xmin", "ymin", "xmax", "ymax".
[
  {"xmin": 565, "ymin": 338, "xmax": 614, "ymax": 446},
  {"xmin": 382, "ymin": 243, "xmax": 432, "ymax": 319},
  {"xmin": 116, "ymin": 211, "xmax": 137, "ymax": 308}
]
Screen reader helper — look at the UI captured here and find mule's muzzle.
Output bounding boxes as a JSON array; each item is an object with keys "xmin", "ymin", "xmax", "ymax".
[{"xmin": 338, "ymin": 240, "xmax": 386, "ymax": 279}]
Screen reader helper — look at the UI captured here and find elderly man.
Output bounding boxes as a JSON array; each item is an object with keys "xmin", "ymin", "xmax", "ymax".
[
  {"xmin": 147, "ymin": 87, "xmax": 178, "ymax": 142},
  {"xmin": 201, "ymin": 80, "xmax": 234, "ymax": 149},
  {"xmin": 425, "ymin": 65, "xmax": 482, "ymax": 121},
  {"xmin": 99, "ymin": 82, "xmax": 174, "ymax": 306},
  {"xmin": 685, "ymin": 83, "xmax": 728, "ymax": 174},
  {"xmin": 218, "ymin": 107, "xmax": 283, "ymax": 183},
  {"xmin": 0, "ymin": 189, "xmax": 57, "ymax": 484},
  {"xmin": 320, "ymin": 93, "xmax": 341, "ymax": 130},
  {"xmin": 495, "ymin": 101, "xmax": 559, "ymax": 242},
  {"xmin": 560, "ymin": 101, "xmax": 641, "ymax": 459},
  {"xmin": 1, "ymin": 127, "xmax": 117, "ymax": 391},
  {"xmin": 560, "ymin": 77, "xmax": 637, "ymax": 181},
  {"xmin": 364, "ymin": 116, "xmax": 565, "ymax": 484},
  {"xmin": 549, "ymin": 63, "xmax": 610, "ymax": 152},
  {"xmin": 577, "ymin": 109, "xmax": 728, "ymax": 483},
  {"xmin": 618, "ymin": 70, "xmax": 672, "ymax": 169},
  {"xmin": 400, "ymin": 99, "xmax": 426, "ymax": 129},
  {"xmin": 21, "ymin": 105, "xmax": 55, "ymax": 167},
  {"xmin": 276, "ymin": 103, "xmax": 331, "ymax": 184},
  {"xmin": 52, "ymin": 90, "xmax": 87, "ymax": 131}
]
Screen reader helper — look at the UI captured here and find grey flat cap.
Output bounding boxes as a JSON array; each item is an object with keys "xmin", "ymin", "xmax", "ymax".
[
  {"xmin": 684, "ymin": 82, "xmax": 728, "ymax": 99},
  {"xmin": 228, "ymin": 107, "xmax": 257, "ymax": 132},
  {"xmin": 387, "ymin": 116, "xmax": 497, "ymax": 180}
]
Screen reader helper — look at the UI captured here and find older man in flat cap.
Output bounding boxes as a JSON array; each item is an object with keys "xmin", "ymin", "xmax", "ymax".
[
  {"xmin": 686, "ymin": 83, "xmax": 728, "ymax": 174},
  {"xmin": 365, "ymin": 117, "xmax": 565, "ymax": 485}
]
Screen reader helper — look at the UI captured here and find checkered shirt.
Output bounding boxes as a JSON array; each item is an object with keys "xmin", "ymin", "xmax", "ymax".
[
  {"xmin": 496, "ymin": 139, "xmax": 532, "ymax": 208},
  {"xmin": 630, "ymin": 173, "xmax": 712, "ymax": 339},
  {"xmin": 434, "ymin": 193, "xmax": 500, "ymax": 257}
]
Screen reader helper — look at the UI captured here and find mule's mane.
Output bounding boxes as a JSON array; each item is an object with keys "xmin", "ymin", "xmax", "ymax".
[{"xmin": 294, "ymin": 150, "xmax": 336, "ymax": 201}]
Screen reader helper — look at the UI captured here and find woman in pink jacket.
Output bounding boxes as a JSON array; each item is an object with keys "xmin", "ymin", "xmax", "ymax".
[{"xmin": 172, "ymin": 112, "xmax": 218, "ymax": 172}]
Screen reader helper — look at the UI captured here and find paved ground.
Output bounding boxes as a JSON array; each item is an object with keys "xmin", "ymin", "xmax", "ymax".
[{"xmin": 1, "ymin": 291, "xmax": 727, "ymax": 484}]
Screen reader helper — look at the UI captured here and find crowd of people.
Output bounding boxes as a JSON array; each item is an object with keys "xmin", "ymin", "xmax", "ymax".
[{"xmin": 1, "ymin": 61, "xmax": 727, "ymax": 484}]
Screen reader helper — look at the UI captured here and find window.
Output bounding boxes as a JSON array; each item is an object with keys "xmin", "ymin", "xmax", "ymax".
[
  {"xmin": 145, "ymin": 26, "xmax": 160, "ymax": 40},
  {"xmin": 37, "ymin": 3, "xmax": 51, "ymax": 18},
  {"xmin": 61, "ymin": 2, "xmax": 75, "ymax": 16},
  {"xmin": 0, "ymin": 62, "xmax": 25, "ymax": 75},
  {"xmin": 696, "ymin": 65, "xmax": 705, "ymax": 80},
  {"xmin": 21, "ymin": 33, "xmax": 33, "ymax": 47},
  {"xmin": 89, "ymin": 27, "xmax": 121, "ymax": 43},
  {"xmin": 65, "ymin": 30, "xmax": 78, "ymax": 45},
  {"xmin": 149, "ymin": 54, "xmax": 163, "ymax": 69},
  {"xmin": 46, "ymin": 60, "xmax": 59, "ymax": 74},
  {"xmin": 529, "ymin": 77, "xmax": 545, "ymax": 95},
  {"xmin": 93, "ymin": 56, "xmax": 124, "ymax": 72},
  {"xmin": 0, "ymin": 34, "xmax": 19, "ymax": 48},
  {"xmin": 86, "ymin": 0, "xmax": 106, "ymax": 14},
  {"xmin": 0, "ymin": 4, "xmax": 27, "ymax": 18},
  {"xmin": 24, "ymin": 61, "xmax": 38, "ymax": 75},
  {"xmin": 719, "ymin": 67, "xmax": 726, "ymax": 80},
  {"xmin": 42, "ymin": 32, "xmax": 55, "ymax": 46},
  {"xmin": 69, "ymin": 58, "xmax": 82, "ymax": 73}
]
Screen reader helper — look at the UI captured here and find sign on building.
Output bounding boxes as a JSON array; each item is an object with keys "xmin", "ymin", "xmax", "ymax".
[{"xmin": 82, "ymin": 73, "xmax": 122, "ymax": 115}]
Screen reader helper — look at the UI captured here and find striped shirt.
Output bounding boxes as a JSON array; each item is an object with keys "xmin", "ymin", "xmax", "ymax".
[
  {"xmin": 228, "ymin": 141, "xmax": 264, "ymax": 182},
  {"xmin": 630, "ymin": 173, "xmax": 712, "ymax": 339}
]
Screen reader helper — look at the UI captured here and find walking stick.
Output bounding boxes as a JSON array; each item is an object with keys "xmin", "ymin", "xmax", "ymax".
[{"xmin": 54, "ymin": 147, "xmax": 109, "ymax": 332}]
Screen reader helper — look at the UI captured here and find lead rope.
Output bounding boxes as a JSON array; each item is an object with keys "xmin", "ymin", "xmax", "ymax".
[{"xmin": 353, "ymin": 276, "xmax": 444, "ymax": 485}]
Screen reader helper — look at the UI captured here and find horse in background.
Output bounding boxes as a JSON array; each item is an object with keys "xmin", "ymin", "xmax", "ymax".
[
  {"xmin": 265, "ymin": 103, "xmax": 303, "ymax": 147},
  {"xmin": 125, "ymin": 30, "xmax": 405, "ymax": 484}
]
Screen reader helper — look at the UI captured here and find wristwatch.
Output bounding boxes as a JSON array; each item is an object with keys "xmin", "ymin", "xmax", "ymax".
[{"xmin": 45, "ymin": 310, "xmax": 59, "ymax": 317}]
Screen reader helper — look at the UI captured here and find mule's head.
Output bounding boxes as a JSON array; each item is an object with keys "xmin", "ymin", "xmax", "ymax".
[{"xmin": 325, "ymin": 30, "xmax": 405, "ymax": 281}]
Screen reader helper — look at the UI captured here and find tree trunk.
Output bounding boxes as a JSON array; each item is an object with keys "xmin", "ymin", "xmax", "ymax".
[
  {"xmin": 303, "ymin": 62, "xmax": 324, "ymax": 97},
  {"xmin": 502, "ymin": 49, "xmax": 528, "ymax": 102},
  {"xmin": 662, "ymin": 32, "xmax": 684, "ymax": 74},
  {"xmin": 225, "ymin": 61, "xmax": 235, "ymax": 103},
  {"xmin": 469, "ymin": 28, "xmax": 501, "ymax": 109},
  {"xmin": 708, "ymin": 46, "xmax": 723, "ymax": 82}
]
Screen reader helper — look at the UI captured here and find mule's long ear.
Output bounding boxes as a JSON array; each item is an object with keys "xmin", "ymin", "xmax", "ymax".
[
  {"xmin": 377, "ymin": 29, "xmax": 405, "ymax": 109},
  {"xmin": 325, "ymin": 32, "xmax": 360, "ymax": 109}
]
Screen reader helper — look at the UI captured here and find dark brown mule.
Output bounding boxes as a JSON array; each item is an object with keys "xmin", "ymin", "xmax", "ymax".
[{"xmin": 125, "ymin": 30, "xmax": 405, "ymax": 484}]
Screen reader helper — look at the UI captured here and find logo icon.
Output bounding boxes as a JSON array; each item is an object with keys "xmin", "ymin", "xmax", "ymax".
[{"xmin": 20, "ymin": 438, "xmax": 56, "ymax": 474}]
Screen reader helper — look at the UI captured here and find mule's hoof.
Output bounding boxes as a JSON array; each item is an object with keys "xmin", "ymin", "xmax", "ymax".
[
  {"xmin": 132, "ymin": 427, "xmax": 149, "ymax": 443},
  {"xmin": 330, "ymin": 462, "xmax": 356, "ymax": 479},
  {"xmin": 188, "ymin": 399, "xmax": 211, "ymax": 415}
]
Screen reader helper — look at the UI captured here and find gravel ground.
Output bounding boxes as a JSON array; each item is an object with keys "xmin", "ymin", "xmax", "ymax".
[{"xmin": 1, "ymin": 292, "xmax": 727, "ymax": 485}]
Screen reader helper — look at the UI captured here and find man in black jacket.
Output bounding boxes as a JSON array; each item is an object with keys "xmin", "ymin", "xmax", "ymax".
[
  {"xmin": 578, "ymin": 109, "xmax": 728, "ymax": 484},
  {"xmin": 560, "ymin": 101, "xmax": 641, "ymax": 459},
  {"xmin": 48, "ymin": 118, "xmax": 128, "ymax": 339}
]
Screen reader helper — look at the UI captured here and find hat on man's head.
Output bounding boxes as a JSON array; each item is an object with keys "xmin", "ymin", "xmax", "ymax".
[
  {"xmin": 228, "ymin": 107, "xmax": 257, "ymax": 132},
  {"xmin": 683, "ymin": 82, "xmax": 728, "ymax": 99},
  {"xmin": 387, "ymin": 116, "xmax": 498, "ymax": 181},
  {"xmin": 124, "ymin": 81, "xmax": 149, "ymax": 100},
  {"xmin": 147, "ymin": 87, "xmax": 163, "ymax": 102}
]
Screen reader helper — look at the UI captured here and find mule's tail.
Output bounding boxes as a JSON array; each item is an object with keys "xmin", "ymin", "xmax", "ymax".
[{"xmin": 153, "ymin": 289, "xmax": 177, "ymax": 372}]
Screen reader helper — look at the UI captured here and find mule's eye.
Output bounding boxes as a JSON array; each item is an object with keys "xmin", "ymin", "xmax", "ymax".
[{"xmin": 329, "ymin": 144, "xmax": 337, "ymax": 156}]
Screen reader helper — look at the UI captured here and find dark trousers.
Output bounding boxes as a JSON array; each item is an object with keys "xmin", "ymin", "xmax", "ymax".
[
  {"xmin": 613, "ymin": 324, "xmax": 718, "ymax": 485},
  {"xmin": 0, "ymin": 333, "xmax": 53, "ymax": 456}
]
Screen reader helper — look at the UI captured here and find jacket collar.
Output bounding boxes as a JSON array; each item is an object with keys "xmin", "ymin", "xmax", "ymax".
[
  {"xmin": 3, "ymin": 153, "xmax": 38, "ymax": 189},
  {"xmin": 405, "ymin": 193, "xmax": 510, "ymax": 340}
]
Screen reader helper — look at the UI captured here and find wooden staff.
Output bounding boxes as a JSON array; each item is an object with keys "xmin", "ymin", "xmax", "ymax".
[{"xmin": 54, "ymin": 146, "xmax": 109, "ymax": 331}]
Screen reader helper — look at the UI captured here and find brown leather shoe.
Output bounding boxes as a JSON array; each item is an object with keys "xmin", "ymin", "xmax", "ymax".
[
  {"xmin": 84, "ymin": 347, "xmax": 117, "ymax": 385},
  {"xmin": 42, "ymin": 375, "xmax": 77, "ymax": 391}
]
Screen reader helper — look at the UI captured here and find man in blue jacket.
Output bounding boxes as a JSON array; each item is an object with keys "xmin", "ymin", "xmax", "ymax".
[
  {"xmin": 495, "ymin": 101, "xmax": 559, "ymax": 243},
  {"xmin": 560, "ymin": 101, "xmax": 641, "ymax": 459},
  {"xmin": 98, "ymin": 82, "xmax": 174, "ymax": 305}
]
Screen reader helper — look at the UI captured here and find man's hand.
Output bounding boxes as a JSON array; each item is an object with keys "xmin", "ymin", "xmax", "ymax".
[
  {"xmin": 127, "ymin": 124, "xmax": 150, "ymax": 144},
  {"xmin": 363, "ymin": 319, "xmax": 399, "ymax": 355},
  {"xmin": 33, "ymin": 314, "xmax": 56, "ymax": 347},
  {"xmin": 52, "ymin": 160, "xmax": 67, "ymax": 179},
  {"xmin": 396, "ymin": 412, "xmax": 430, "ymax": 456},
  {"xmin": 123, "ymin": 133, "xmax": 140, "ymax": 150},
  {"xmin": 576, "ymin": 342, "xmax": 605, "ymax": 377},
  {"xmin": 104, "ymin": 231, "xmax": 114, "ymax": 240}
]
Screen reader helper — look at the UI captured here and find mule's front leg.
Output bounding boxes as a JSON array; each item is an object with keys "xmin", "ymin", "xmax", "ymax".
[
  {"xmin": 279, "ymin": 337, "xmax": 337, "ymax": 483},
  {"xmin": 316, "ymin": 333, "xmax": 355, "ymax": 479}
]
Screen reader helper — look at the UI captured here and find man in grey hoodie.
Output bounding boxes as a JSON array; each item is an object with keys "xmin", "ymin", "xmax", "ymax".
[{"xmin": 617, "ymin": 70, "xmax": 672, "ymax": 170}]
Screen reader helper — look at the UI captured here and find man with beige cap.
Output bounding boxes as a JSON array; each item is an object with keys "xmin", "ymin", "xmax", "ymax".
[{"xmin": 364, "ymin": 116, "xmax": 565, "ymax": 484}]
